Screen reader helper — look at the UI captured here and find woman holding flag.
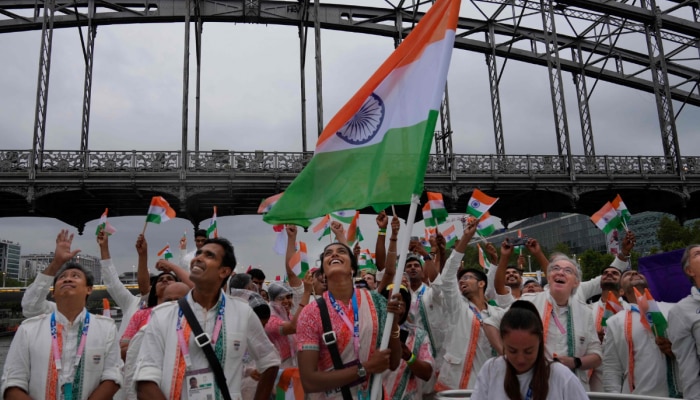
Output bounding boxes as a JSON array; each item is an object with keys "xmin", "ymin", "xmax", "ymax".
[{"xmin": 295, "ymin": 240, "xmax": 403, "ymax": 399}]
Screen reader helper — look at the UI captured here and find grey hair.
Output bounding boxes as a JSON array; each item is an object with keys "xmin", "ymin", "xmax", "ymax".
[
  {"xmin": 547, "ymin": 254, "xmax": 582, "ymax": 294},
  {"xmin": 680, "ymin": 244, "xmax": 700, "ymax": 284}
]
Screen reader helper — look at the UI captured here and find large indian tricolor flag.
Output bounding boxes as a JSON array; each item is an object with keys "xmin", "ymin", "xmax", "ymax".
[{"xmin": 264, "ymin": 0, "xmax": 461, "ymax": 226}]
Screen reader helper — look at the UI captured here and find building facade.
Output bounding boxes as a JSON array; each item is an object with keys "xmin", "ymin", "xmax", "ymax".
[
  {"xmin": 20, "ymin": 253, "xmax": 102, "ymax": 285},
  {"xmin": 0, "ymin": 239, "xmax": 21, "ymax": 283}
]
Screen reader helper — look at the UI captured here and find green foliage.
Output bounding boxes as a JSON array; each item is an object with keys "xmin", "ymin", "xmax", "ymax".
[
  {"xmin": 578, "ymin": 249, "xmax": 616, "ymax": 281},
  {"xmin": 656, "ymin": 215, "xmax": 700, "ymax": 251}
]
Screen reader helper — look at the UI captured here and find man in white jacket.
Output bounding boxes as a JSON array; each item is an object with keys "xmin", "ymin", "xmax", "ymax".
[
  {"xmin": 668, "ymin": 244, "xmax": 700, "ymax": 399},
  {"xmin": 2, "ymin": 261, "xmax": 123, "ymax": 399}
]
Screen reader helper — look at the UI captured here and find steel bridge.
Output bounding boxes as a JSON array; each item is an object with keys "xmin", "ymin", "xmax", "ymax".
[{"xmin": 0, "ymin": 0, "xmax": 699, "ymax": 231}]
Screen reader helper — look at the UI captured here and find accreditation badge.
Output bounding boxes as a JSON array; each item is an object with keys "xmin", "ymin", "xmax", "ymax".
[{"xmin": 185, "ymin": 368, "xmax": 216, "ymax": 400}]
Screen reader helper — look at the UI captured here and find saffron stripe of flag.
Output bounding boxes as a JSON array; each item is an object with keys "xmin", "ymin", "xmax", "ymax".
[
  {"xmin": 427, "ymin": 192, "xmax": 448, "ymax": 224},
  {"xmin": 146, "ymin": 196, "xmax": 176, "ymax": 224},
  {"xmin": 207, "ymin": 206, "xmax": 218, "ymax": 238},
  {"xmin": 477, "ymin": 243, "xmax": 493, "ymax": 271},
  {"xmin": 102, "ymin": 298, "xmax": 111, "ymax": 318},
  {"xmin": 466, "ymin": 189, "xmax": 498, "ymax": 219},
  {"xmin": 601, "ymin": 291, "xmax": 624, "ymax": 327},
  {"xmin": 591, "ymin": 202, "xmax": 622, "ymax": 234},
  {"xmin": 258, "ymin": 192, "xmax": 284, "ymax": 214},
  {"xmin": 263, "ymin": 0, "xmax": 461, "ymax": 226}
]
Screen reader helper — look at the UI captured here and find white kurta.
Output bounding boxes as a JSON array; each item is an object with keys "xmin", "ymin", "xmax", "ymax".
[
  {"xmin": 1, "ymin": 309, "xmax": 123, "ymax": 399},
  {"xmin": 668, "ymin": 286, "xmax": 700, "ymax": 400},
  {"xmin": 135, "ymin": 291, "xmax": 280, "ymax": 399},
  {"xmin": 471, "ymin": 356, "xmax": 589, "ymax": 400},
  {"xmin": 602, "ymin": 305, "xmax": 677, "ymax": 397},
  {"xmin": 432, "ymin": 250, "xmax": 505, "ymax": 390}
]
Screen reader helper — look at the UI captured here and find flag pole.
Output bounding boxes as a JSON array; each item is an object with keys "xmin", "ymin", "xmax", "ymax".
[
  {"xmin": 141, "ymin": 220, "xmax": 148, "ymax": 236},
  {"xmin": 370, "ymin": 193, "xmax": 420, "ymax": 400}
]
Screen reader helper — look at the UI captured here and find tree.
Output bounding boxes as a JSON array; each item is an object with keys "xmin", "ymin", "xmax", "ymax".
[{"xmin": 656, "ymin": 215, "xmax": 700, "ymax": 251}]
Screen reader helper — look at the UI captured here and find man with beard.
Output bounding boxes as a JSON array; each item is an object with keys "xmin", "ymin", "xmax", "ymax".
[{"xmin": 602, "ymin": 270, "xmax": 680, "ymax": 397}]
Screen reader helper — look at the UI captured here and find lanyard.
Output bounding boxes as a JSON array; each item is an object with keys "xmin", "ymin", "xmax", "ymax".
[
  {"xmin": 550, "ymin": 307, "xmax": 567, "ymax": 335},
  {"xmin": 469, "ymin": 304, "xmax": 484, "ymax": 324},
  {"xmin": 525, "ymin": 387, "xmax": 533, "ymax": 400},
  {"xmin": 409, "ymin": 285, "xmax": 426, "ymax": 319},
  {"xmin": 177, "ymin": 293, "xmax": 225, "ymax": 368},
  {"xmin": 328, "ymin": 289, "xmax": 360, "ymax": 359},
  {"xmin": 50, "ymin": 311, "xmax": 90, "ymax": 372}
]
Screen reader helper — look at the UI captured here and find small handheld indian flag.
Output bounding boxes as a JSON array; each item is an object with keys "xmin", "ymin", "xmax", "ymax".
[
  {"xmin": 313, "ymin": 215, "xmax": 332, "ymax": 241},
  {"xmin": 258, "ymin": 192, "xmax": 284, "ymax": 214},
  {"xmin": 634, "ymin": 287, "xmax": 668, "ymax": 337},
  {"xmin": 476, "ymin": 211, "xmax": 496, "ymax": 237},
  {"xmin": 477, "ymin": 243, "xmax": 493, "ymax": 271},
  {"xmin": 346, "ymin": 211, "xmax": 364, "ymax": 245},
  {"xmin": 145, "ymin": 196, "xmax": 176, "ymax": 224},
  {"xmin": 442, "ymin": 224, "xmax": 457, "ymax": 249},
  {"xmin": 288, "ymin": 241, "xmax": 310, "ymax": 278},
  {"xmin": 207, "ymin": 206, "xmax": 218, "ymax": 238},
  {"xmin": 427, "ymin": 192, "xmax": 448, "ymax": 225},
  {"xmin": 601, "ymin": 291, "xmax": 624, "ymax": 327},
  {"xmin": 466, "ymin": 189, "xmax": 498, "ymax": 219},
  {"xmin": 102, "ymin": 298, "xmax": 111, "ymax": 318},
  {"xmin": 591, "ymin": 202, "xmax": 622, "ymax": 234},
  {"xmin": 331, "ymin": 210, "xmax": 356, "ymax": 224},
  {"xmin": 611, "ymin": 194, "xmax": 632, "ymax": 229},
  {"xmin": 157, "ymin": 244, "xmax": 174, "ymax": 260},
  {"xmin": 95, "ymin": 208, "xmax": 117, "ymax": 236}
]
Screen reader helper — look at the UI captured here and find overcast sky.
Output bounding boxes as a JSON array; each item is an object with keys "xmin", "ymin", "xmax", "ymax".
[{"xmin": 0, "ymin": 0, "xmax": 698, "ymax": 278}]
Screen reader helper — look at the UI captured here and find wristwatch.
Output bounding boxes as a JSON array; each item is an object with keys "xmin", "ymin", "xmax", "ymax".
[
  {"xmin": 574, "ymin": 357, "xmax": 582, "ymax": 369},
  {"xmin": 357, "ymin": 363, "xmax": 367, "ymax": 378}
]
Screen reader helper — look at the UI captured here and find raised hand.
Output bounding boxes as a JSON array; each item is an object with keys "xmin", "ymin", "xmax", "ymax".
[
  {"xmin": 376, "ymin": 211, "xmax": 388, "ymax": 229},
  {"xmin": 135, "ymin": 234, "xmax": 147, "ymax": 256},
  {"xmin": 55, "ymin": 229, "xmax": 80, "ymax": 265}
]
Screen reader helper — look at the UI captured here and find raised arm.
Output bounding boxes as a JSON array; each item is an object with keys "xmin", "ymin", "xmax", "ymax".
[
  {"xmin": 134, "ymin": 234, "xmax": 150, "ymax": 296},
  {"xmin": 22, "ymin": 229, "xmax": 78, "ymax": 317},
  {"xmin": 155, "ymin": 259, "xmax": 194, "ymax": 288},
  {"xmin": 97, "ymin": 231, "xmax": 139, "ymax": 310},
  {"xmin": 525, "ymin": 237, "xmax": 549, "ymax": 270},
  {"xmin": 377, "ymin": 215, "xmax": 399, "ymax": 293},
  {"xmin": 284, "ymin": 225, "xmax": 302, "ymax": 288},
  {"xmin": 494, "ymin": 239, "xmax": 514, "ymax": 295},
  {"xmin": 330, "ymin": 221, "xmax": 348, "ymax": 246},
  {"xmin": 374, "ymin": 211, "xmax": 388, "ymax": 271},
  {"xmin": 279, "ymin": 274, "xmax": 314, "ymax": 335},
  {"xmin": 421, "ymin": 234, "xmax": 441, "ymax": 282}
]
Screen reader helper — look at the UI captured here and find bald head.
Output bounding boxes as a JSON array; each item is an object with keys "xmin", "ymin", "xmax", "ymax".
[{"xmin": 162, "ymin": 282, "xmax": 191, "ymax": 302}]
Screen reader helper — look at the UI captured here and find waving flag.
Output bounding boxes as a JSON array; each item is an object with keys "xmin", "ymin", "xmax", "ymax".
[
  {"xmin": 601, "ymin": 291, "xmax": 624, "ymax": 327},
  {"xmin": 157, "ymin": 244, "xmax": 174, "ymax": 260},
  {"xmin": 275, "ymin": 368, "xmax": 304, "ymax": 400},
  {"xmin": 146, "ymin": 196, "xmax": 176, "ymax": 224},
  {"xmin": 359, "ymin": 249, "xmax": 377, "ymax": 272},
  {"xmin": 263, "ymin": 0, "xmax": 460, "ymax": 226},
  {"xmin": 426, "ymin": 192, "xmax": 448, "ymax": 225},
  {"xmin": 346, "ymin": 211, "xmax": 364, "ymax": 244},
  {"xmin": 443, "ymin": 224, "xmax": 457, "ymax": 249},
  {"xmin": 591, "ymin": 202, "xmax": 622, "ymax": 234},
  {"xmin": 95, "ymin": 208, "xmax": 117, "ymax": 236},
  {"xmin": 466, "ymin": 189, "xmax": 498, "ymax": 219},
  {"xmin": 331, "ymin": 210, "xmax": 356, "ymax": 224},
  {"xmin": 476, "ymin": 211, "xmax": 496, "ymax": 237},
  {"xmin": 477, "ymin": 243, "xmax": 493, "ymax": 271},
  {"xmin": 634, "ymin": 287, "xmax": 668, "ymax": 337},
  {"xmin": 313, "ymin": 215, "xmax": 332, "ymax": 241},
  {"xmin": 102, "ymin": 298, "xmax": 111, "ymax": 318},
  {"xmin": 207, "ymin": 206, "xmax": 218, "ymax": 238},
  {"xmin": 611, "ymin": 194, "xmax": 632, "ymax": 226},
  {"xmin": 288, "ymin": 242, "xmax": 310, "ymax": 278},
  {"xmin": 258, "ymin": 192, "xmax": 284, "ymax": 214},
  {"xmin": 422, "ymin": 203, "xmax": 437, "ymax": 227},
  {"xmin": 272, "ymin": 225, "xmax": 287, "ymax": 255}
]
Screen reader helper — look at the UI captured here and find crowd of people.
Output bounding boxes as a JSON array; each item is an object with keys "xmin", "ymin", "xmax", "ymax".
[{"xmin": 1, "ymin": 211, "xmax": 699, "ymax": 400}]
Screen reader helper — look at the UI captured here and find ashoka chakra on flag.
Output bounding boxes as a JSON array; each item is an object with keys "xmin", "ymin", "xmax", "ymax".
[
  {"xmin": 335, "ymin": 93, "xmax": 385, "ymax": 145},
  {"xmin": 470, "ymin": 200, "xmax": 481, "ymax": 208}
]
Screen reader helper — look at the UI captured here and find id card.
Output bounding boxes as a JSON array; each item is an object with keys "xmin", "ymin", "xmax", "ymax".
[{"xmin": 186, "ymin": 368, "xmax": 216, "ymax": 400}]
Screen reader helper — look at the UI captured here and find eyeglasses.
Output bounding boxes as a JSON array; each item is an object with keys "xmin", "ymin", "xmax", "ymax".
[
  {"xmin": 459, "ymin": 274, "xmax": 479, "ymax": 282},
  {"xmin": 549, "ymin": 265, "xmax": 577, "ymax": 276}
]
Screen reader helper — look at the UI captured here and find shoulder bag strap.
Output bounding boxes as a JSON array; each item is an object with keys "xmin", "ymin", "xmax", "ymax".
[
  {"xmin": 316, "ymin": 297, "xmax": 353, "ymax": 400},
  {"xmin": 178, "ymin": 297, "xmax": 233, "ymax": 400}
]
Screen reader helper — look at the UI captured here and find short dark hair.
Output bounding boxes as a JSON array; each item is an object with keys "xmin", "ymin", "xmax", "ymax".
[
  {"xmin": 252, "ymin": 303, "xmax": 271, "ymax": 321},
  {"xmin": 203, "ymin": 237, "xmax": 237, "ymax": 270},
  {"xmin": 147, "ymin": 271, "xmax": 179, "ymax": 308},
  {"xmin": 248, "ymin": 268, "xmax": 266, "ymax": 281},
  {"xmin": 53, "ymin": 262, "xmax": 94, "ymax": 288},
  {"xmin": 194, "ymin": 229, "xmax": 208, "ymax": 238},
  {"xmin": 457, "ymin": 267, "xmax": 488, "ymax": 291},
  {"xmin": 505, "ymin": 265, "xmax": 523, "ymax": 275}
]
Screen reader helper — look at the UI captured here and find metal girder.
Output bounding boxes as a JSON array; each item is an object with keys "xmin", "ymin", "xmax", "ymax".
[
  {"xmin": 540, "ymin": 0, "xmax": 573, "ymax": 163},
  {"xmin": 314, "ymin": 0, "xmax": 323, "ymax": 137},
  {"xmin": 30, "ymin": 0, "xmax": 56, "ymax": 179},
  {"xmin": 298, "ymin": 0, "xmax": 310, "ymax": 152},
  {"xmin": 485, "ymin": 27, "xmax": 506, "ymax": 156},
  {"xmin": 79, "ymin": 0, "xmax": 96, "ymax": 155},
  {"xmin": 641, "ymin": 0, "xmax": 682, "ymax": 172},
  {"xmin": 1, "ymin": 1, "xmax": 696, "ymax": 107},
  {"xmin": 181, "ymin": 0, "xmax": 190, "ymax": 172},
  {"xmin": 571, "ymin": 46, "xmax": 595, "ymax": 157}
]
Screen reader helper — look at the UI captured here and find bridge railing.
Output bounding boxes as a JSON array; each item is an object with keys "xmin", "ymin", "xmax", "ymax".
[{"xmin": 0, "ymin": 150, "xmax": 698, "ymax": 178}]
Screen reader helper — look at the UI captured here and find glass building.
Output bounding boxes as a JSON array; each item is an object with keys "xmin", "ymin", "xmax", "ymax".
[{"xmin": 0, "ymin": 239, "xmax": 21, "ymax": 283}]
